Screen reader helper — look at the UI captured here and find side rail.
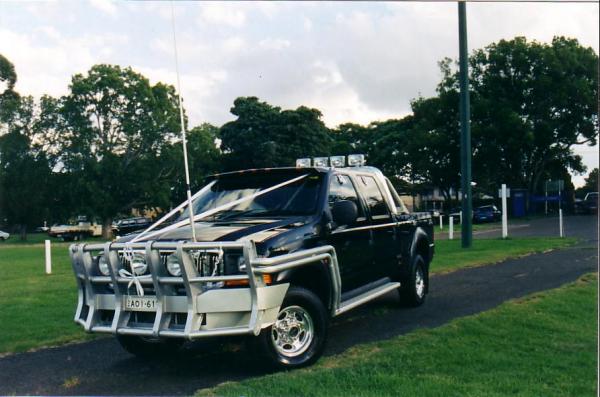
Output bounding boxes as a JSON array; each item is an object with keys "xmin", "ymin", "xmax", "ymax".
[{"xmin": 70, "ymin": 241, "xmax": 341, "ymax": 339}]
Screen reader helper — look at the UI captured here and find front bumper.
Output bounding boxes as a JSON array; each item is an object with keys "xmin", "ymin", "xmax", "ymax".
[{"xmin": 70, "ymin": 241, "xmax": 340, "ymax": 339}]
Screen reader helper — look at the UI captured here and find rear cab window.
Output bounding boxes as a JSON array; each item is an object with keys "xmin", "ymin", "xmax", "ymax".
[{"xmin": 357, "ymin": 175, "xmax": 391, "ymax": 221}]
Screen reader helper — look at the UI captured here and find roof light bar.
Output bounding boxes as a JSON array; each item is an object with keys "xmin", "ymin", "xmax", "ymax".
[
  {"xmin": 313, "ymin": 157, "xmax": 329, "ymax": 167},
  {"xmin": 294, "ymin": 154, "xmax": 366, "ymax": 168},
  {"xmin": 329, "ymin": 156, "xmax": 345, "ymax": 168},
  {"xmin": 347, "ymin": 154, "xmax": 366, "ymax": 167},
  {"xmin": 296, "ymin": 158, "xmax": 311, "ymax": 168}
]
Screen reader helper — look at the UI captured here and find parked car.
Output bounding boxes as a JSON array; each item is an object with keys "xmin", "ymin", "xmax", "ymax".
[
  {"xmin": 0, "ymin": 230, "xmax": 9, "ymax": 241},
  {"xmin": 48, "ymin": 216, "xmax": 102, "ymax": 241},
  {"xmin": 112, "ymin": 217, "xmax": 153, "ymax": 236},
  {"xmin": 583, "ymin": 192, "xmax": 598, "ymax": 214},
  {"xmin": 473, "ymin": 205, "xmax": 501, "ymax": 223},
  {"xmin": 68, "ymin": 155, "xmax": 435, "ymax": 368}
]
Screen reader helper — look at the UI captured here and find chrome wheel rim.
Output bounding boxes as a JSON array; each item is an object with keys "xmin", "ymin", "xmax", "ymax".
[
  {"xmin": 271, "ymin": 305, "xmax": 314, "ymax": 357},
  {"xmin": 415, "ymin": 266, "xmax": 425, "ymax": 298}
]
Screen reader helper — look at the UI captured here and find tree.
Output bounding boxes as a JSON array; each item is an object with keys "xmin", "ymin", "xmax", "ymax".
[
  {"xmin": 439, "ymin": 37, "xmax": 598, "ymax": 196},
  {"xmin": 0, "ymin": 54, "xmax": 52, "ymax": 238},
  {"xmin": 577, "ymin": 168, "xmax": 598, "ymax": 195},
  {"xmin": 219, "ymin": 97, "xmax": 332, "ymax": 170},
  {"xmin": 162, "ymin": 123, "xmax": 221, "ymax": 206},
  {"xmin": 50, "ymin": 64, "xmax": 182, "ymax": 237}
]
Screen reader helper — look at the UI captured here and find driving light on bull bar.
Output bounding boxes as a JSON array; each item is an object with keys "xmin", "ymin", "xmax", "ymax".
[
  {"xmin": 237, "ymin": 256, "xmax": 247, "ymax": 272},
  {"xmin": 130, "ymin": 252, "xmax": 148, "ymax": 275},
  {"xmin": 97, "ymin": 255, "xmax": 110, "ymax": 276},
  {"xmin": 296, "ymin": 158, "xmax": 311, "ymax": 168},
  {"xmin": 313, "ymin": 157, "xmax": 329, "ymax": 167},
  {"xmin": 166, "ymin": 254, "xmax": 182, "ymax": 276},
  {"xmin": 329, "ymin": 156, "xmax": 345, "ymax": 168}
]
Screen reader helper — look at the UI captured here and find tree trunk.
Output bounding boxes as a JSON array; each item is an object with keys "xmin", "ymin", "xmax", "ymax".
[
  {"xmin": 102, "ymin": 217, "xmax": 113, "ymax": 239},
  {"xmin": 19, "ymin": 224, "xmax": 27, "ymax": 241}
]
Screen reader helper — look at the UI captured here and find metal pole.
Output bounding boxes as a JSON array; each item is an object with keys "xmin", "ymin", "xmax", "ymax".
[
  {"xmin": 501, "ymin": 184, "xmax": 508, "ymax": 239},
  {"xmin": 559, "ymin": 209, "xmax": 564, "ymax": 237},
  {"xmin": 45, "ymin": 240, "xmax": 52, "ymax": 274},
  {"xmin": 171, "ymin": 1, "xmax": 196, "ymax": 242},
  {"xmin": 458, "ymin": 1, "xmax": 472, "ymax": 248},
  {"xmin": 449, "ymin": 217, "xmax": 454, "ymax": 240},
  {"xmin": 439, "ymin": 215, "xmax": 443, "ymax": 230}
]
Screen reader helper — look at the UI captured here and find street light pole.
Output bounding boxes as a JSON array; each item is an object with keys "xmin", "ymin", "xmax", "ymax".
[{"xmin": 458, "ymin": 1, "xmax": 472, "ymax": 248}]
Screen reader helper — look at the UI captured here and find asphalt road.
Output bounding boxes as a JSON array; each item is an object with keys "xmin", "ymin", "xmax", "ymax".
[
  {"xmin": 438, "ymin": 214, "xmax": 598, "ymax": 242},
  {"xmin": 0, "ymin": 215, "xmax": 597, "ymax": 396}
]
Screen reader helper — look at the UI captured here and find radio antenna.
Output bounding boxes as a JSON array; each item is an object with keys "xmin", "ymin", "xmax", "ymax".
[{"xmin": 170, "ymin": 1, "xmax": 197, "ymax": 242}]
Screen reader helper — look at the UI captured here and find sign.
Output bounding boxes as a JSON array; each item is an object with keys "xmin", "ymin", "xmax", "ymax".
[{"xmin": 498, "ymin": 188, "xmax": 511, "ymax": 198}]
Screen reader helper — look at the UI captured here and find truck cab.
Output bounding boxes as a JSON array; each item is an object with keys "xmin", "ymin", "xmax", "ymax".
[{"xmin": 69, "ymin": 155, "xmax": 434, "ymax": 368}]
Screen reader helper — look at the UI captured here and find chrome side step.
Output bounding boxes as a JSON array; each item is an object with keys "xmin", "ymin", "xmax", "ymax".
[{"xmin": 335, "ymin": 281, "xmax": 400, "ymax": 316}]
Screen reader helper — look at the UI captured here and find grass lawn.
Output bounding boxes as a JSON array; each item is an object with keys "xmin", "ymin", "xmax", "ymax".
[
  {"xmin": 0, "ymin": 241, "xmax": 98, "ymax": 354},
  {"xmin": 431, "ymin": 237, "xmax": 576, "ymax": 274},
  {"xmin": 200, "ymin": 273, "xmax": 598, "ymax": 397},
  {"xmin": 0, "ymin": 236, "xmax": 577, "ymax": 355}
]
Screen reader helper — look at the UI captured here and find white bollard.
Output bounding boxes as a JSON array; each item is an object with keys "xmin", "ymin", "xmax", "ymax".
[
  {"xmin": 439, "ymin": 215, "xmax": 443, "ymax": 230},
  {"xmin": 449, "ymin": 217, "xmax": 454, "ymax": 240},
  {"xmin": 45, "ymin": 240, "xmax": 52, "ymax": 274},
  {"xmin": 501, "ymin": 184, "xmax": 508, "ymax": 239},
  {"xmin": 459, "ymin": 211, "xmax": 463, "ymax": 225},
  {"xmin": 559, "ymin": 209, "xmax": 564, "ymax": 238}
]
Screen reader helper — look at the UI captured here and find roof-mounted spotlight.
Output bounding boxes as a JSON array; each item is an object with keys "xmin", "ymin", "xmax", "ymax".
[
  {"xmin": 296, "ymin": 158, "xmax": 311, "ymax": 168},
  {"xmin": 313, "ymin": 157, "xmax": 329, "ymax": 167},
  {"xmin": 347, "ymin": 154, "xmax": 366, "ymax": 167},
  {"xmin": 329, "ymin": 156, "xmax": 345, "ymax": 168}
]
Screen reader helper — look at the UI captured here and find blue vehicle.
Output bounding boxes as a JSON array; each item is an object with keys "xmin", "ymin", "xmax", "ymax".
[{"xmin": 473, "ymin": 205, "xmax": 501, "ymax": 223}]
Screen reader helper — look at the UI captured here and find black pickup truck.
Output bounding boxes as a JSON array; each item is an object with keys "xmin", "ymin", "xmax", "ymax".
[{"xmin": 69, "ymin": 158, "xmax": 434, "ymax": 368}]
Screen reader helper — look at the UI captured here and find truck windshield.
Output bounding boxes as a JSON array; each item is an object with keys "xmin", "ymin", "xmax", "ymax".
[{"xmin": 179, "ymin": 173, "xmax": 323, "ymax": 221}]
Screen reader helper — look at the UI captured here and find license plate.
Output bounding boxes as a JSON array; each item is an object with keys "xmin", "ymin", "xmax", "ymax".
[{"xmin": 123, "ymin": 296, "xmax": 157, "ymax": 312}]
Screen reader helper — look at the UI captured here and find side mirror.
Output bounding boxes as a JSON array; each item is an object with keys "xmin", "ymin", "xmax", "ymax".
[{"xmin": 331, "ymin": 200, "xmax": 358, "ymax": 227}]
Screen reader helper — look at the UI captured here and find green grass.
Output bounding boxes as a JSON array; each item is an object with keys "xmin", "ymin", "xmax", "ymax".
[
  {"xmin": 0, "ymin": 236, "xmax": 578, "ymax": 355},
  {"xmin": 0, "ymin": 232, "xmax": 102, "ymax": 246},
  {"xmin": 431, "ymin": 237, "xmax": 577, "ymax": 274},
  {"xmin": 0, "ymin": 242, "xmax": 97, "ymax": 354},
  {"xmin": 200, "ymin": 273, "xmax": 598, "ymax": 397}
]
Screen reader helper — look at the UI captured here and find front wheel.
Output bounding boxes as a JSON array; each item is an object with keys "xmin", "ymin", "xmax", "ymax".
[
  {"xmin": 399, "ymin": 254, "xmax": 428, "ymax": 307},
  {"xmin": 252, "ymin": 286, "xmax": 328, "ymax": 369}
]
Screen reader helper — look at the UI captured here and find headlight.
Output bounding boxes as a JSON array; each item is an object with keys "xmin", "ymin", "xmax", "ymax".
[
  {"xmin": 166, "ymin": 254, "xmax": 182, "ymax": 276},
  {"xmin": 130, "ymin": 252, "xmax": 148, "ymax": 275},
  {"xmin": 97, "ymin": 255, "xmax": 110, "ymax": 276}
]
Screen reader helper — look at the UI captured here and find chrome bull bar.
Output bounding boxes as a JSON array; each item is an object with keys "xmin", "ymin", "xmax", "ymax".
[{"xmin": 70, "ymin": 241, "xmax": 341, "ymax": 340}]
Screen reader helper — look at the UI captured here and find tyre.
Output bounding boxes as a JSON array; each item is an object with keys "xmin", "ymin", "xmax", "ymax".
[
  {"xmin": 399, "ymin": 254, "xmax": 428, "ymax": 307},
  {"xmin": 252, "ymin": 286, "xmax": 328, "ymax": 369},
  {"xmin": 116, "ymin": 335, "xmax": 185, "ymax": 359}
]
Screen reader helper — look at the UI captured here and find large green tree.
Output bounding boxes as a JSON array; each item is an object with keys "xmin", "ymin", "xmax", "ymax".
[
  {"xmin": 50, "ymin": 64, "xmax": 181, "ymax": 237},
  {"xmin": 0, "ymin": 54, "xmax": 52, "ymax": 238},
  {"xmin": 219, "ymin": 97, "xmax": 332, "ymax": 170},
  {"xmin": 442, "ymin": 36, "xmax": 598, "ymax": 195}
]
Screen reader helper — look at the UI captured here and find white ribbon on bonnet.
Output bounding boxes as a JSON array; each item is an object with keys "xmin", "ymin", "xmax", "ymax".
[{"xmin": 117, "ymin": 173, "xmax": 309, "ymax": 295}]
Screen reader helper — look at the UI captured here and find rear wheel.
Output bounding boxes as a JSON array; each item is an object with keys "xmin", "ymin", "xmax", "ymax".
[
  {"xmin": 399, "ymin": 254, "xmax": 428, "ymax": 307},
  {"xmin": 117, "ymin": 335, "xmax": 185, "ymax": 359},
  {"xmin": 252, "ymin": 286, "xmax": 328, "ymax": 368}
]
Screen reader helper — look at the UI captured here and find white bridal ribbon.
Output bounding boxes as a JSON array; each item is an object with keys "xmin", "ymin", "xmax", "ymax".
[
  {"xmin": 132, "ymin": 174, "xmax": 309, "ymax": 243},
  {"xmin": 119, "ymin": 244, "xmax": 152, "ymax": 296}
]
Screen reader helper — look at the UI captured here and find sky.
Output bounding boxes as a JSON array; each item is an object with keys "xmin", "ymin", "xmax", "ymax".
[{"xmin": 0, "ymin": 0, "xmax": 598, "ymax": 187}]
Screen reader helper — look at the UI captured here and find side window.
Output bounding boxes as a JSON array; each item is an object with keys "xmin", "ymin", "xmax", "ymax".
[
  {"xmin": 359, "ymin": 176, "xmax": 390, "ymax": 219},
  {"xmin": 328, "ymin": 174, "xmax": 364, "ymax": 219},
  {"xmin": 386, "ymin": 178, "xmax": 409, "ymax": 214}
]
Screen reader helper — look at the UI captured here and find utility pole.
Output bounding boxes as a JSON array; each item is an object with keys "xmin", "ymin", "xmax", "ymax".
[{"xmin": 458, "ymin": 1, "xmax": 472, "ymax": 248}]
